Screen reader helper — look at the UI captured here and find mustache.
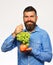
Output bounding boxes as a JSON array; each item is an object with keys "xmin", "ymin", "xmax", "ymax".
[{"xmin": 25, "ymin": 20, "xmax": 34, "ymax": 24}]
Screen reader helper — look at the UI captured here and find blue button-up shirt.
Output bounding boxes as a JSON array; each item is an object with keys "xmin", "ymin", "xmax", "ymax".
[{"xmin": 1, "ymin": 25, "xmax": 52, "ymax": 65}]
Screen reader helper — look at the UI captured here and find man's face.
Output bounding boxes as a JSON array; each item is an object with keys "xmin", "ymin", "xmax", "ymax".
[{"xmin": 23, "ymin": 11, "xmax": 37, "ymax": 31}]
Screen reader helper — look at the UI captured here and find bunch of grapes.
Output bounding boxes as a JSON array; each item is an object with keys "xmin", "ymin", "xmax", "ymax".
[{"xmin": 16, "ymin": 32, "xmax": 30, "ymax": 46}]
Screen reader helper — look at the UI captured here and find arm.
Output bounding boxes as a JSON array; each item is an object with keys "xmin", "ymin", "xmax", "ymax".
[
  {"xmin": 30, "ymin": 32, "xmax": 52, "ymax": 62},
  {"xmin": 1, "ymin": 24, "xmax": 23, "ymax": 52}
]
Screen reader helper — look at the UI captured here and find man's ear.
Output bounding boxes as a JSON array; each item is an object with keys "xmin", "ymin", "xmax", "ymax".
[
  {"xmin": 36, "ymin": 16, "xmax": 38, "ymax": 22},
  {"xmin": 37, "ymin": 16, "xmax": 38, "ymax": 19}
]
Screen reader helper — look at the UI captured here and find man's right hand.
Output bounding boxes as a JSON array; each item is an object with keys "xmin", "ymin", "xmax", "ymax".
[{"xmin": 12, "ymin": 24, "xmax": 23, "ymax": 37}]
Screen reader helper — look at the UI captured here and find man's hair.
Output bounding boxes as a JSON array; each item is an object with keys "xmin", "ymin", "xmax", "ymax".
[{"xmin": 23, "ymin": 6, "xmax": 37, "ymax": 15}]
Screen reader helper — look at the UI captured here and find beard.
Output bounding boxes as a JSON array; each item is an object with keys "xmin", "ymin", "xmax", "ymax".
[{"xmin": 24, "ymin": 20, "xmax": 36, "ymax": 31}]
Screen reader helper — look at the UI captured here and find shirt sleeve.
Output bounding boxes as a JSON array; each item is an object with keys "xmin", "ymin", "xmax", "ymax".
[
  {"xmin": 30, "ymin": 32, "xmax": 52, "ymax": 62},
  {"xmin": 1, "ymin": 35, "xmax": 17, "ymax": 52}
]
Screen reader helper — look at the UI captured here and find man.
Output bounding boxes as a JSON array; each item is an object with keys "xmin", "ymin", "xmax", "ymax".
[{"xmin": 1, "ymin": 6, "xmax": 52, "ymax": 65}]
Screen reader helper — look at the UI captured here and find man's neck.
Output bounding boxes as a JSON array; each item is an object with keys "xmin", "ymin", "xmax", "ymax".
[{"xmin": 28, "ymin": 29, "xmax": 35, "ymax": 33}]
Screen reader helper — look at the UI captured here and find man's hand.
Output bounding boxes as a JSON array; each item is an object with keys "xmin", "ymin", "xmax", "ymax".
[
  {"xmin": 12, "ymin": 24, "xmax": 23, "ymax": 37},
  {"xmin": 26, "ymin": 47, "xmax": 32, "ymax": 51}
]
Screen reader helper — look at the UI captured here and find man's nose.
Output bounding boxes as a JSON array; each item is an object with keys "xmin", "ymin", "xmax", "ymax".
[{"xmin": 28, "ymin": 17, "xmax": 31, "ymax": 20}]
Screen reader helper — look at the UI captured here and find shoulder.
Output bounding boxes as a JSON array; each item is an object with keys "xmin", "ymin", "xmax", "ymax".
[{"xmin": 38, "ymin": 26, "xmax": 49, "ymax": 37}]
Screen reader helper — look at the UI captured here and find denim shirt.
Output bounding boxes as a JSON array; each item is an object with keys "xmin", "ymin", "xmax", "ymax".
[{"xmin": 1, "ymin": 25, "xmax": 52, "ymax": 65}]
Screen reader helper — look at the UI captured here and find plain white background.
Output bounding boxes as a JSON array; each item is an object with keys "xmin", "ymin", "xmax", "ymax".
[{"xmin": 0, "ymin": 0, "xmax": 53, "ymax": 65}]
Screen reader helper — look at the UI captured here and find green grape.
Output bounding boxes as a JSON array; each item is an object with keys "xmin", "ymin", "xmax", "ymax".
[{"xmin": 16, "ymin": 32, "xmax": 30, "ymax": 46}]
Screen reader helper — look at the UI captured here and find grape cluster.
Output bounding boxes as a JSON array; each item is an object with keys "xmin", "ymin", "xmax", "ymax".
[{"xmin": 16, "ymin": 32, "xmax": 30, "ymax": 46}]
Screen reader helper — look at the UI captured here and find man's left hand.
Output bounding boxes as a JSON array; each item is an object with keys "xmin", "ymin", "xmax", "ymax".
[{"xmin": 26, "ymin": 47, "xmax": 32, "ymax": 51}]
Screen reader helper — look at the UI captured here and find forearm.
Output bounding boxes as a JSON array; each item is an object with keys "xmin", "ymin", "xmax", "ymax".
[
  {"xmin": 30, "ymin": 48, "xmax": 52, "ymax": 62},
  {"xmin": 1, "ymin": 35, "xmax": 17, "ymax": 52}
]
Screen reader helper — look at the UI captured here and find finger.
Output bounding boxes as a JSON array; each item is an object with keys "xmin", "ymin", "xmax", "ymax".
[{"xmin": 26, "ymin": 48, "xmax": 32, "ymax": 51}]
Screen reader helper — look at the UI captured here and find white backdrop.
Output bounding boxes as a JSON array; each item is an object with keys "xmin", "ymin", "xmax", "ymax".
[{"xmin": 0, "ymin": 0, "xmax": 53, "ymax": 65}]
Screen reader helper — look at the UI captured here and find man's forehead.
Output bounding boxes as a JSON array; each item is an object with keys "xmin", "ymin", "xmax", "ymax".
[{"xmin": 24, "ymin": 11, "xmax": 35, "ymax": 15}]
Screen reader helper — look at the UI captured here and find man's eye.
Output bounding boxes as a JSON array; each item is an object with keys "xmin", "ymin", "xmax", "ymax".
[{"xmin": 30, "ymin": 16, "xmax": 34, "ymax": 17}]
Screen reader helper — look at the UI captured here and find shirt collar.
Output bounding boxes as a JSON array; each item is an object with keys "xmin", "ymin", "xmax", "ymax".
[{"xmin": 34, "ymin": 25, "xmax": 40, "ymax": 32}]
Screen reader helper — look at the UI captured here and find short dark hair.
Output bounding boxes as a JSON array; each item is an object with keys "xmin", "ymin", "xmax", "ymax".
[{"xmin": 23, "ymin": 6, "xmax": 37, "ymax": 15}]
